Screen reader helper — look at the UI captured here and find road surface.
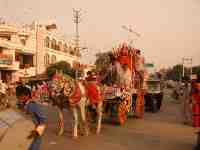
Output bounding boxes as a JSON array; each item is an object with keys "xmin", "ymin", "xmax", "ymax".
[{"xmin": 41, "ymin": 90, "xmax": 196, "ymax": 150}]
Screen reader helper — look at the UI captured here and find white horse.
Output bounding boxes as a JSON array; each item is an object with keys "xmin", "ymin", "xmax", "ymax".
[{"xmin": 50, "ymin": 79, "xmax": 103, "ymax": 138}]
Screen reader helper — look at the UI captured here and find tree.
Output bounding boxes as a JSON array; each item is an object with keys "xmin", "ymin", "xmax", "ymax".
[
  {"xmin": 95, "ymin": 51, "xmax": 118, "ymax": 85},
  {"xmin": 46, "ymin": 61, "xmax": 76, "ymax": 78},
  {"xmin": 165, "ymin": 64, "xmax": 183, "ymax": 81},
  {"xmin": 95, "ymin": 51, "xmax": 112, "ymax": 73},
  {"xmin": 192, "ymin": 65, "xmax": 200, "ymax": 76},
  {"xmin": 165, "ymin": 64, "xmax": 200, "ymax": 81}
]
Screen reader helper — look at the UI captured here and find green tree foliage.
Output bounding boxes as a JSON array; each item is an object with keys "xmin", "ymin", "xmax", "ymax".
[
  {"xmin": 165, "ymin": 64, "xmax": 183, "ymax": 81},
  {"xmin": 192, "ymin": 65, "xmax": 200, "ymax": 76},
  {"xmin": 165, "ymin": 64, "xmax": 200, "ymax": 81},
  {"xmin": 46, "ymin": 61, "xmax": 77, "ymax": 78},
  {"xmin": 95, "ymin": 51, "xmax": 112, "ymax": 73},
  {"xmin": 95, "ymin": 51, "xmax": 118, "ymax": 85}
]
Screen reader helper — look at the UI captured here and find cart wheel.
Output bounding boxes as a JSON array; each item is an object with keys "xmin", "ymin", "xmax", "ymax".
[{"xmin": 118, "ymin": 102, "xmax": 127, "ymax": 125}]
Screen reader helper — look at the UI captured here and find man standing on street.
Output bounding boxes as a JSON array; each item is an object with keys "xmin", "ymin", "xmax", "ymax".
[{"xmin": 181, "ymin": 78, "xmax": 192, "ymax": 125}]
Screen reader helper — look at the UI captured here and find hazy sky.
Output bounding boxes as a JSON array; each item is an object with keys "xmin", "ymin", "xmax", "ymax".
[{"xmin": 1, "ymin": 0, "xmax": 200, "ymax": 68}]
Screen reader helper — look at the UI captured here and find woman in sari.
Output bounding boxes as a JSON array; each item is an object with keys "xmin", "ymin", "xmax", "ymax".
[{"xmin": 192, "ymin": 77, "xmax": 200, "ymax": 150}]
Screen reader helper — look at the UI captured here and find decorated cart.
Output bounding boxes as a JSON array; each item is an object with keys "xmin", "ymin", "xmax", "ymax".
[{"xmin": 99, "ymin": 42, "xmax": 145, "ymax": 125}]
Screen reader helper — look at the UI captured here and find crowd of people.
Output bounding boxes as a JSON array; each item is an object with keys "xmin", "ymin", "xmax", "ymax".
[{"xmin": 16, "ymin": 80, "xmax": 50, "ymax": 105}]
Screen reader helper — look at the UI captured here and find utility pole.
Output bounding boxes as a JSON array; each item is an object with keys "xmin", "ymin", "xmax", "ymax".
[
  {"xmin": 182, "ymin": 57, "xmax": 192, "ymax": 79},
  {"xmin": 35, "ymin": 21, "xmax": 39, "ymax": 76},
  {"xmin": 73, "ymin": 8, "xmax": 82, "ymax": 56},
  {"xmin": 73, "ymin": 8, "xmax": 82, "ymax": 79}
]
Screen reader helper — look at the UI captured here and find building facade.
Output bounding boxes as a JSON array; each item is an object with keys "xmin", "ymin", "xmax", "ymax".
[{"xmin": 0, "ymin": 21, "xmax": 80, "ymax": 83}]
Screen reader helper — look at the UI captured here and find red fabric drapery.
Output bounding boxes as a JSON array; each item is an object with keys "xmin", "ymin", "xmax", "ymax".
[
  {"xmin": 69, "ymin": 84, "xmax": 81, "ymax": 105},
  {"xmin": 192, "ymin": 93, "xmax": 200, "ymax": 127},
  {"xmin": 116, "ymin": 47, "xmax": 135, "ymax": 71},
  {"xmin": 85, "ymin": 82, "xmax": 102, "ymax": 105}
]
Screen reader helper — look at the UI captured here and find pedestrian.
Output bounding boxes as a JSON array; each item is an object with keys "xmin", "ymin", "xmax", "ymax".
[
  {"xmin": 36, "ymin": 84, "xmax": 42, "ymax": 103},
  {"xmin": 41, "ymin": 81, "xmax": 49, "ymax": 103},
  {"xmin": 16, "ymin": 80, "xmax": 31, "ymax": 107},
  {"xmin": 16, "ymin": 85, "xmax": 47, "ymax": 150},
  {"xmin": 31, "ymin": 86, "xmax": 38, "ymax": 101},
  {"xmin": 0, "ymin": 79, "xmax": 9, "ymax": 109},
  {"xmin": 180, "ymin": 79, "xmax": 192, "ymax": 125},
  {"xmin": 191, "ymin": 76, "xmax": 200, "ymax": 150}
]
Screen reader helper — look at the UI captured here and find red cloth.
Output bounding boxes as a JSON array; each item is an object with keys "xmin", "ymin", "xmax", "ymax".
[
  {"xmin": 192, "ymin": 92, "xmax": 200, "ymax": 127},
  {"xmin": 31, "ymin": 91, "xmax": 37, "ymax": 99},
  {"xmin": 41, "ymin": 84, "xmax": 48, "ymax": 93},
  {"xmin": 86, "ymin": 75, "xmax": 96, "ymax": 81},
  {"xmin": 69, "ymin": 84, "xmax": 81, "ymax": 105},
  {"xmin": 117, "ymin": 50, "xmax": 133, "ymax": 70},
  {"xmin": 85, "ymin": 83, "xmax": 102, "ymax": 105}
]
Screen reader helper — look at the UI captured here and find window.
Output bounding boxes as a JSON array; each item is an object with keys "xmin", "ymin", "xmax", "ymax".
[
  {"xmin": 0, "ymin": 35, "xmax": 11, "ymax": 41},
  {"xmin": 58, "ymin": 41, "xmax": 62, "ymax": 51},
  {"xmin": 51, "ymin": 39, "xmax": 56, "ymax": 50},
  {"xmin": 51, "ymin": 55, "xmax": 56, "ymax": 64},
  {"xmin": 63, "ymin": 43, "xmax": 68, "ymax": 52},
  {"xmin": 21, "ymin": 39, "xmax": 26, "ymax": 46},
  {"xmin": 44, "ymin": 53, "xmax": 50, "ymax": 65},
  {"xmin": 69, "ymin": 46, "xmax": 75, "ymax": 55},
  {"xmin": 45, "ymin": 37, "xmax": 50, "ymax": 48}
]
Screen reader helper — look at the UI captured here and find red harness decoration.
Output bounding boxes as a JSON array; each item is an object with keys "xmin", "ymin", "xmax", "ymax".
[
  {"xmin": 69, "ymin": 84, "xmax": 81, "ymax": 106},
  {"xmin": 85, "ymin": 82, "xmax": 102, "ymax": 105}
]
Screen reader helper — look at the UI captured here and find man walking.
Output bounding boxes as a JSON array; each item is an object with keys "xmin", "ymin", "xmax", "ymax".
[
  {"xmin": 16, "ymin": 85, "xmax": 47, "ymax": 150},
  {"xmin": 181, "ymin": 79, "xmax": 192, "ymax": 125}
]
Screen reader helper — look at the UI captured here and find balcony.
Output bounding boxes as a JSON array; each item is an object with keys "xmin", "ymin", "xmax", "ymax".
[
  {"xmin": 46, "ymin": 47, "xmax": 79, "ymax": 59},
  {"xmin": 18, "ymin": 67, "xmax": 36, "ymax": 77},
  {"xmin": 0, "ymin": 60, "xmax": 19, "ymax": 70}
]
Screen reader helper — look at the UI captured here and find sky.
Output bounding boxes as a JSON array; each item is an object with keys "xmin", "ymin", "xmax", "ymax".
[{"xmin": 1, "ymin": 0, "xmax": 200, "ymax": 68}]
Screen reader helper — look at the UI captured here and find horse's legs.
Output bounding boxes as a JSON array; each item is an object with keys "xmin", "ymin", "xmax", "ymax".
[
  {"xmin": 72, "ymin": 107, "xmax": 79, "ymax": 138},
  {"xmin": 58, "ymin": 108, "xmax": 64, "ymax": 136},
  {"xmin": 79, "ymin": 97, "xmax": 89, "ymax": 136},
  {"xmin": 96, "ymin": 102, "xmax": 103, "ymax": 134}
]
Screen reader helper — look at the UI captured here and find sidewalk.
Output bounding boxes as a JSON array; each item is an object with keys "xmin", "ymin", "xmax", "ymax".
[{"xmin": 0, "ymin": 108, "xmax": 34, "ymax": 150}]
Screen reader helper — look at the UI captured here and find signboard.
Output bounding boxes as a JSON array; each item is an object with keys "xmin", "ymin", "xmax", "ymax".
[
  {"xmin": 0, "ymin": 59, "xmax": 12, "ymax": 65},
  {"xmin": 144, "ymin": 63, "xmax": 154, "ymax": 68},
  {"xmin": 0, "ymin": 54, "xmax": 13, "ymax": 65}
]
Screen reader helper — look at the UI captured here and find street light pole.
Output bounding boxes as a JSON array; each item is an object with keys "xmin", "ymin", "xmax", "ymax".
[
  {"xmin": 182, "ymin": 57, "xmax": 193, "ymax": 79},
  {"xmin": 35, "ymin": 21, "xmax": 39, "ymax": 76},
  {"xmin": 73, "ymin": 8, "xmax": 82, "ymax": 79},
  {"xmin": 73, "ymin": 9, "xmax": 82, "ymax": 56}
]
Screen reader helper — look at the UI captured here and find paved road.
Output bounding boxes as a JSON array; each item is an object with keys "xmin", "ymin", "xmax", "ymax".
[{"xmin": 41, "ymin": 91, "xmax": 196, "ymax": 150}]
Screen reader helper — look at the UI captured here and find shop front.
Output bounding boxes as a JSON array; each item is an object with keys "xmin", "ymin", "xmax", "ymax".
[{"xmin": 0, "ymin": 53, "xmax": 19, "ymax": 83}]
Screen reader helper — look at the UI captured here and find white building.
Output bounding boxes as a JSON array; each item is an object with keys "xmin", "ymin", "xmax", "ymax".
[{"xmin": 0, "ymin": 21, "xmax": 80, "ymax": 82}]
